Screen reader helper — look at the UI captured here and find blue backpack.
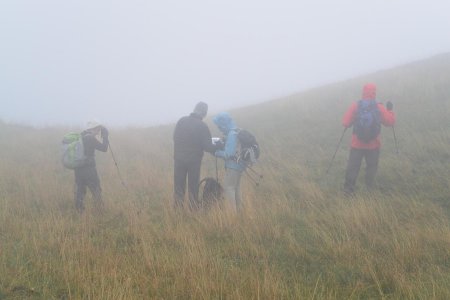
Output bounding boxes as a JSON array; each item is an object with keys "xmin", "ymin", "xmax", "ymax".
[{"xmin": 353, "ymin": 100, "xmax": 381, "ymax": 143}]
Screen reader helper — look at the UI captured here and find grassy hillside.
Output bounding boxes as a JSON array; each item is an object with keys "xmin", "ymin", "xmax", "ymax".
[{"xmin": 1, "ymin": 53, "xmax": 450, "ymax": 299}]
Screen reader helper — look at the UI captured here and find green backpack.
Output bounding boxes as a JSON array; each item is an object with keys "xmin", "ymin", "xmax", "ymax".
[{"xmin": 61, "ymin": 133, "xmax": 86, "ymax": 169}]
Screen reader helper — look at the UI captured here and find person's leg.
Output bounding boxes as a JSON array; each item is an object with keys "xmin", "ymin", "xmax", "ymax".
[
  {"xmin": 344, "ymin": 148, "xmax": 364, "ymax": 195},
  {"xmin": 364, "ymin": 148, "xmax": 380, "ymax": 190},
  {"xmin": 86, "ymin": 167, "xmax": 102, "ymax": 209},
  {"xmin": 174, "ymin": 159, "xmax": 188, "ymax": 209},
  {"xmin": 74, "ymin": 169, "xmax": 87, "ymax": 213},
  {"xmin": 187, "ymin": 160, "xmax": 201, "ymax": 210},
  {"xmin": 234, "ymin": 170, "xmax": 243, "ymax": 212},
  {"xmin": 223, "ymin": 168, "xmax": 240, "ymax": 212}
]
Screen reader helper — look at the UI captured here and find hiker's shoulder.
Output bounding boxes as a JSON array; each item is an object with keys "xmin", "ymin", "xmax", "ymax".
[
  {"xmin": 81, "ymin": 132, "xmax": 97, "ymax": 143},
  {"xmin": 182, "ymin": 114, "xmax": 205, "ymax": 124},
  {"xmin": 175, "ymin": 115, "xmax": 194, "ymax": 128},
  {"xmin": 188, "ymin": 115, "xmax": 208, "ymax": 128},
  {"xmin": 81, "ymin": 131, "xmax": 92, "ymax": 138},
  {"xmin": 176, "ymin": 115, "xmax": 190, "ymax": 123}
]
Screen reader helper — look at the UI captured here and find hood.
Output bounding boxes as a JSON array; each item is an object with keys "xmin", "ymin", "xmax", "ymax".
[
  {"xmin": 213, "ymin": 112, "xmax": 236, "ymax": 134},
  {"xmin": 362, "ymin": 83, "xmax": 376, "ymax": 100}
]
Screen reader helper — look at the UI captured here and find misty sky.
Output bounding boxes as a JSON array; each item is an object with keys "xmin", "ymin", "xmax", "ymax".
[{"xmin": 1, "ymin": 0, "xmax": 450, "ymax": 127}]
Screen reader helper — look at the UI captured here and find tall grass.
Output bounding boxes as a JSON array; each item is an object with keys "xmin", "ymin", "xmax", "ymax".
[{"xmin": 1, "ymin": 54, "xmax": 450, "ymax": 299}]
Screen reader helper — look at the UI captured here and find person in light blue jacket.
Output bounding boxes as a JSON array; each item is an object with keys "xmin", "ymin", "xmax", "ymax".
[{"xmin": 213, "ymin": 112, "xmax": 246, "ymax": 212}]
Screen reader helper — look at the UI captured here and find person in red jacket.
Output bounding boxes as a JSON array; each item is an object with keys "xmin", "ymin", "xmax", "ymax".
[{"xmin": 342, "ymin": 83, "xmax": 396, "ymax": 195}]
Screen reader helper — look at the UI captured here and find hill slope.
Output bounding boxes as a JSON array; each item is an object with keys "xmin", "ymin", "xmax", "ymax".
[
  {"xmin": 0, "ymin": 54, "xmax": 450, "ymax": 299},
  {"xmin": 232, "ymin": 52, "xmax": 450, "ymax": 197}
]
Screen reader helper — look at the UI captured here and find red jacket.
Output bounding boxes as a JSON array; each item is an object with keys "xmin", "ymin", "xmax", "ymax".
[{"xmin": 342, "ymin": 101, "xmax": 396, "ymax": 149}]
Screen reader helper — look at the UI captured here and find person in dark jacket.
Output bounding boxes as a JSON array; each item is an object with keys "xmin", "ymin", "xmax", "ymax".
[
  {"xmin": 75, "ymin": 120, "xmax": 109, "ymax": 213},
  {"xmin": 173, "ymin": 102, "xmax": 217, "ymax": 210},
  {"xmin": 342, "ymin": 83, "xmax": 396, "ymax": 195}
]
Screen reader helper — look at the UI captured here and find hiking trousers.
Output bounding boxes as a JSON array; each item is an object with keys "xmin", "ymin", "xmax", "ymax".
[
  {"xmin": 344, "ymin": 148, "xmax": 380, "ymax": 194},
  {"xmin": 223, "ymin": 168, "xmax": 243, "ymax": 212},
  {"xmin": 174, "ymin": 159, "xmax": 202, "ymax": 210},
  {"xmin": 74, "ymin": 165, "xmax": 102, "ymax": 212}
]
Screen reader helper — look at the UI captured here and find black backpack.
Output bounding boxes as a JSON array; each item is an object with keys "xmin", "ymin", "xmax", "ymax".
[
  {"xmin": 236, "ymin": 129, "xmax": 260, "ymax": 165},
  {"xmin": 198, "ymin": 177, "xmax": 223, "ymax": 208},
  {"xmin": 353, "ymin": 100, "xmax": 381, "ymax": 143}
]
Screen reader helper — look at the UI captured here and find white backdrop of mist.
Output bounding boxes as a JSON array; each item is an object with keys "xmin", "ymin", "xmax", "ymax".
[{"xmin": 1, "ymin": 0, "xmax": 450, "ymax": 127}]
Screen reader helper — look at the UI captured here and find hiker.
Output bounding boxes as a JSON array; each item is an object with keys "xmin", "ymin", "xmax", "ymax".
[
  {"xmin": 342, "ymin": 83, "xmax": 396, "ymax": 195},
  {"xmin": 173, "ymin": 102, "xmax": 217, "ymax": 210},
  {"xmin": 74, "ymin": 120, "xmax": 109, "ymax": 212},
  {"xmin": 213, "ymin": 112, "xmax": 247, "ymax": 212}
]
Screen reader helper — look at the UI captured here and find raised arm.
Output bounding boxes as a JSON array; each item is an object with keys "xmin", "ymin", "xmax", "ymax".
[
  {"xmin": 378, "ymin": 103, "xmax": 396, "ymax": 127},
  {"xmin": 94, "ymin": 127, "xmax": 109, "ymax": 152}
]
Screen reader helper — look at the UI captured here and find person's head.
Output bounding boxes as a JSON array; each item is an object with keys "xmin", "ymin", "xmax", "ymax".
[
  {"xmin": 192, "ymin": 101, "xmax": 208, "ymax": 119},
  {"xmin": 84, "ymin": 119, "xmax": 102, "ymax": 135},
  {"xmin": 213, "ymin": 112, "xmax": 236, "ymax": 134},
  {"xmin": 362, "ymin": 83, "xmax": 376, "ymax": 100}
]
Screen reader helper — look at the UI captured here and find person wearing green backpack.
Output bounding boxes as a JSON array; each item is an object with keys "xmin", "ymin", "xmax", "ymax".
[{"xmin": 73, "ymin": 120, "xmax": 109, "ymax": 213}]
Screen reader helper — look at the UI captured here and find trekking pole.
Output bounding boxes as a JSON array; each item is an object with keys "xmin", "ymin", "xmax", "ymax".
[
  {"xmin": 247, "ymin": 165, "xmax": 263, "ymax": 179},
  {"xmin": 108, "ymin": 142, "xmax": 127, "ymax": 189},
  {"xmin": 392, "ymin": 126, "xmax": 399, "ymax": 154},
  {"xmin": 325, "ymin": 127, "xmax": 348, "ymax": 175},
  {"xmin": 244, "ymin": 170, "xmax": 260, "ymax": 187},
  {"xmin": 215, "ymin": 157, "xmax": 219, "ymax": 182}
]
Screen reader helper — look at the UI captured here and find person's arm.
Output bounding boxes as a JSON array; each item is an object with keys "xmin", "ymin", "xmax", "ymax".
[
  {"xmin": 378, "ymin": 102, "xmax": 396, "ymax": 126},
  {"xmin": 201, "ymin": 124, "xmax": 217, "ymax": 154},
  {"xmin": 342, "ymin": 102, "xmax": 357, "ymax": 128},
  {"xmin": 215, "ymin": 130, "xmax": 237, "ymax": 159},
  {"xmin": 94, "ymin": 127, "xmax": 109, "ymax": 152}
]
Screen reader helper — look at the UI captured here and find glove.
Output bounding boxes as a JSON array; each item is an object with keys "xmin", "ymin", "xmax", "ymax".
[
  {"xmin": 386, "ymin": 101, "xmax": 393, "ymax": 111},
  {"xmin": 101, "ymin": 126, "xmax": 109, "ymax": 139}
]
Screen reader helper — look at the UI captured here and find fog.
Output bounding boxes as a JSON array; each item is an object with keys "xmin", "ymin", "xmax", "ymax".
[{"xmin": 1, "ymin": 0, "xmax": 450, "ymax": 127}]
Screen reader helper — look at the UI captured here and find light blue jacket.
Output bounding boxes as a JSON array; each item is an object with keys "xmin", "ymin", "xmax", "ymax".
[{"xmin": 213, "ymin": 112, "xmax": 246, "ymax": 172}]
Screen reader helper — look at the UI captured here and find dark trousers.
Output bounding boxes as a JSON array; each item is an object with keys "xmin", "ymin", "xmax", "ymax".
[
  {"xmin": 174, "ymin": 159, "xmax": 201, "ymax": 209},
  {"xmin": 74, "ymin": 165, "xmax": 102, "ymax": 212},
  {"xmin": 344, "ymin": 148, "xmax": 380, "ymax": 194}
]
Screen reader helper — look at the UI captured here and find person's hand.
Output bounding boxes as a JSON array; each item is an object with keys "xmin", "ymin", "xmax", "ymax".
[
  {"xmin": 386, "ymin": 101, "xmax": 393, "ymax": 111},
  {"xmin": 215, "ymin": 139, "xmax": 225, "ymax": 150},
  {"xmin": 101, "ymin": 126, "xmax": 109, "ymax": 139}
]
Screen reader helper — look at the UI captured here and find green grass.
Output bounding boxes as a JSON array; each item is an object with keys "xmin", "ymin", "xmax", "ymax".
[{"xmin": 1, "ymin": 53, "xmax": 450, "ymax": 299}]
